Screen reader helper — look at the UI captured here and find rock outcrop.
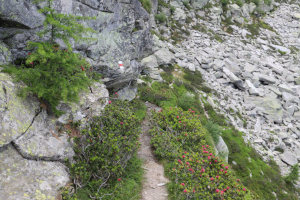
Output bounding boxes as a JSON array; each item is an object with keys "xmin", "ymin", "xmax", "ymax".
[
  {"xmin": 0, "ymin": 71, "xmax": 109, "ymax": 199},
  {"xmin": 0, "ymin": 0, "xmax": 153, "ymax": 90}
]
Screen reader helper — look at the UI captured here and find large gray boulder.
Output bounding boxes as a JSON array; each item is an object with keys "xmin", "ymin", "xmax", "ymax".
[
  {"xmin": 57, "ymin": 81, "xmax": 109, "ymax": 124},
  {"xmin": 0, "ymin": 145, "xmax": 69, "ymax": 200},
  {"xmin": 154, "ymin": 48, "xmax": 175, "ymax": 66},
  {"xmin": 13, "ymin": 110, "xmax": 74, "ymax": 161},
  {"xmin": 0, "ymin": 72, "xmax": 40, "ymax": 148},
  {"xmin": 245, "ymin": 96, "xmax": 283, "ymax": 123},
  {"xmin": 215, "ymin": 136, "xmax": 229, "ymax": 163},
  {"xmin": 0, "ymin": 0, "xmax": 153, "ymax": 89}
]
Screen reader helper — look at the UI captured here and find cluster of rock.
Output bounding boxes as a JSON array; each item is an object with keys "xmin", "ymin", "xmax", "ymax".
[
  {"xmin": 0, "ymin": 0, "xmax": 154, "ymax": 90},
  {"xmin": 0, "ymin": 70, "xmax": 109, "ymax": 199},
  {"xmin": 152, "ymin": 0, "xmax": 300, "ymax": 180}
]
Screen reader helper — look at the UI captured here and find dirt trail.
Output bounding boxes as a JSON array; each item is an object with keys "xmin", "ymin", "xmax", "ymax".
[{"xmin": 137, "ymin": 102, "xmax": 169, "ymax": 200}]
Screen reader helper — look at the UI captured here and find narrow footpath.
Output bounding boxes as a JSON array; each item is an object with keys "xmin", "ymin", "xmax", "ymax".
[{"xmin": 137, "ymin": 102, "xmax": 169, "ymax": 200}]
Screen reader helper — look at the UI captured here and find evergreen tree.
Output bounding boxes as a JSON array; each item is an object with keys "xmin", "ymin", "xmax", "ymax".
[{"xmin": 5, "ymin": 0, "xmax": 96, "ymax": 116}]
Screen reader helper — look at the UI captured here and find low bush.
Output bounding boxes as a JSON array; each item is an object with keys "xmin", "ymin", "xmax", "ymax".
[
  {"xmin": 139, "ymin": 0, "xmax": 152, "ymax": 13},
  {"xmin": 155, "ymin": 13, "xmax": 167, "ymax": 24},
  {"xmin": 150, "ymin": 107, "xmax": 252, "ymax": 199},
  {"xmin": 63, "ymin": 100, "xmax": 141, "ymax": 199}
]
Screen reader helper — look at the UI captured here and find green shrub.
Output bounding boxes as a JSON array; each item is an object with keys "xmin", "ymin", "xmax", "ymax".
[
  {"xmin": 150, "ymin": 107, "xmax": 252, "ymax": 199},
  {"xmin": 222, "ymin": 128, "xmax": 299, "ymax": 199},
  {"xmin": 183, "ymin": 1, "xmax": 192, "ymax": 10},
  {"xmin": 155, "ymin": 13, "xmax": 167, "ymax": 24},
  {"xmin": 205, "ymin": 121, "xmax": 221, "ymax": 144},
  {"xmin": 284, "ymin": 165, "xmax": 299, "ymax": 186},
  {"xmin": 139, "ymin": 0, "xmax": 152, "ymax": 13},
  {"xmin": 158, "ymin": 0, "xmax": 168, "ymax": 7},
  {"xmin": 3, "ymin": 0, "xmax": 95, "ymax": 116},
  {"xmin": 63, "ymin": 100, "xmax": 141, "ymax": 199},
  {"xmin": 161, "ymin": 71, "xmax": 174, "ymax": 84},
  {"xmin": 170, "ymin": 6, "xmax": 176, "ymax": 14}
]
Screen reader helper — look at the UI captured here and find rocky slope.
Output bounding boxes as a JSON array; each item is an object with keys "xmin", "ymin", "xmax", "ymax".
[{"xmin": 147, "ymin": 0, "xmax": 300, "ymax": 186}]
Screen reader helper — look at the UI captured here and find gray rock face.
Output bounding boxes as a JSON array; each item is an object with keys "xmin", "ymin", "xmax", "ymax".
[
  {"xmin": 0, "ymin": 0, "xmax": 153, "ymax": 89},
  {"xmin": 0, "ymin": 73, "xmax": 40, "ymax": 148},
  {"xmin": 57, "ymin": 81, "xmax": 109, "ymax": 124},
  {"xmin": 0, "ymin": 145, "xmax": 69, "ymax": 200},
  {"xmin": 13, "ymin": 110, "xmax": 74, "ymax": 161}
]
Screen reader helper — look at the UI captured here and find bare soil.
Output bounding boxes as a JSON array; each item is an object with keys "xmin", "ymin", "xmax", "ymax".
[{"xmin": 137, "ymin": 102, "xmax": 169, "ymax": 200}]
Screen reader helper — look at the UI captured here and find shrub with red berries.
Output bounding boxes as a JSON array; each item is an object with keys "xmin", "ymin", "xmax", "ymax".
[{"xmin": 150, "ymin": 107, "xmax": 254, "ymax": 199}]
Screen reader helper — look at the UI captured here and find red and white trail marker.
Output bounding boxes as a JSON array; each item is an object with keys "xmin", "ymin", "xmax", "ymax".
[{"xmin": 118, "ymin": 61, "xmax": 124, "ymax": 73}]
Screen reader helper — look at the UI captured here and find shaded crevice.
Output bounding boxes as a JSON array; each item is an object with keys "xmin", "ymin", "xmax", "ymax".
[
  {"xmin": 0, "ymin": 18, "xmax": 31, "ymax": 29},
  {"xmin": 11, "ymin": 141, "xmax": 65, "ymax": 162},
  {"xmin": 2, "ymin": 85, "xmax": 8, "ymax": 111}
]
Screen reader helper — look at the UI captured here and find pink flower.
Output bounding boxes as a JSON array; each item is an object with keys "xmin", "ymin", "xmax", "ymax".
[
  {"xmin": 184, "ymin": 151, "xmax": 187, "ymax": 154},
  {"xmin": 177, "ymin": 116, "xmax": 179, "ymax": 119},
  {"xmin": 225, "ymin": 166, "xmax": 229, "ymax": 169},
  {"xmin": 216, "ymin": 189, "xmax": 220, "ymax": 193},
  {"xmin": 210, "ymin": 177, "xmax": 214, "ymax": 181},
  {"xmin": 224, "ymin": 171, "xmax": 227, "ymax": 174},
  {"xmin": 221, "ymin": 191, "xmax": 224, "ymax": 195},
  {"xmin": 216, "ymin": 175, "xmax": 219, "ymax": 179},
  {"xmin": 178, "ymin": 159, "xmax": 182, "ymax": 163},
  {"xmin": 117, "ymin": 178, "xmax": 121, "ymax": 181},
  {"xmin": 186, "ymin": 162, "xmax": 190, "ymax": 165},
  {"xmin": 221, "ymin": 164, "xmax": 224, "ymax": 167},
  {"xmin": 227, "ymin": 186, "xmax": 230, "ymax": 190},
  {"xmin": 236, "ymin": 179, "xmax": 240, "ymax": 182},
  {"xmin": 179, "ymin": 121, "xmax": 181, "ymax": 123},
  {"xmin": 181, "ymin": 183, "xmax": 185, "ymax": 186},
  {"xmin": 201, "ymin": 168, "xmax": 205, "ymax": 173},
  {"xmin": 182, "ymin": 155, "xmax": 186, "ymax": 158},
  {"xmin": 188, "ymin": 168, "xmax": 194, "ymax": 172},
  {"xmin": 208, "ymin": 156, "xmax": 211, "ymax": 160},
  {"xmin": 120, "ymin": 122, "xmax": 124, "ymax": 125},
  {"xmin": 209, "ymin": 153, "xmax": 213, "ymax": 156},
  {"xmin": 243, "ymin": 188, "xmax": 246, "ymax": 191},
  {"xmin": 183, "ymin": 189, "xmax": 187, "ymax": 193},
  {"xmin": 215, "ymin": 160, "xmax": 218, "ymax": 162},
  {"xmin": 108, "ymin": 100, "xmax": 112, "ymax": 104},
  {"xmin": 193, "ymin": 189, "xmax": 195, "ymax": 193},
  {"xmin": 220, "ymin": 169, "xmax": 224, "ymax": 172}
]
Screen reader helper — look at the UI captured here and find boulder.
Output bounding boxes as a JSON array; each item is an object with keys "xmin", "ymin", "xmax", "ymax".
[
  {"xmin": 244, "ymin": 96, "xmax": 283, "ymax": 123},
  {"xmin": 0, "ymin": 145, "xmax": 69, "ymax": 200},
  {"xmin": 255, "ymin": 73, "xmax": 276, "ymax": 84},
  {"xmin": 190, "ymin": 0, "xmax": 210, "ymax": 9},
  {"xmin": 0, "ymin": 73, "xmax": 40, "ymax": 148},
  {"xmin": 216, "ymin": 136, "xmax": 229, "ymax": 163},
  {"xmin": 117, "ymin": 85, "xmax": 138, "ymax": 101},
  {"xmin": 280, "ymin": 151, "xmax": 298, "ymax": 166},
  {"xmin": 13, "ymin": 110, "xmax": 74, "ymax": 161},
  {"xmin": 57, "ymin": 81, "xmax": 109, "ymax": 124},
  {"xmin": 223, "ymin": 67, "xmax": 245, "ymax": 90},
  {"xmin": 154, "ymin": 48, "xmax": 175, "ymax": 66}
]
